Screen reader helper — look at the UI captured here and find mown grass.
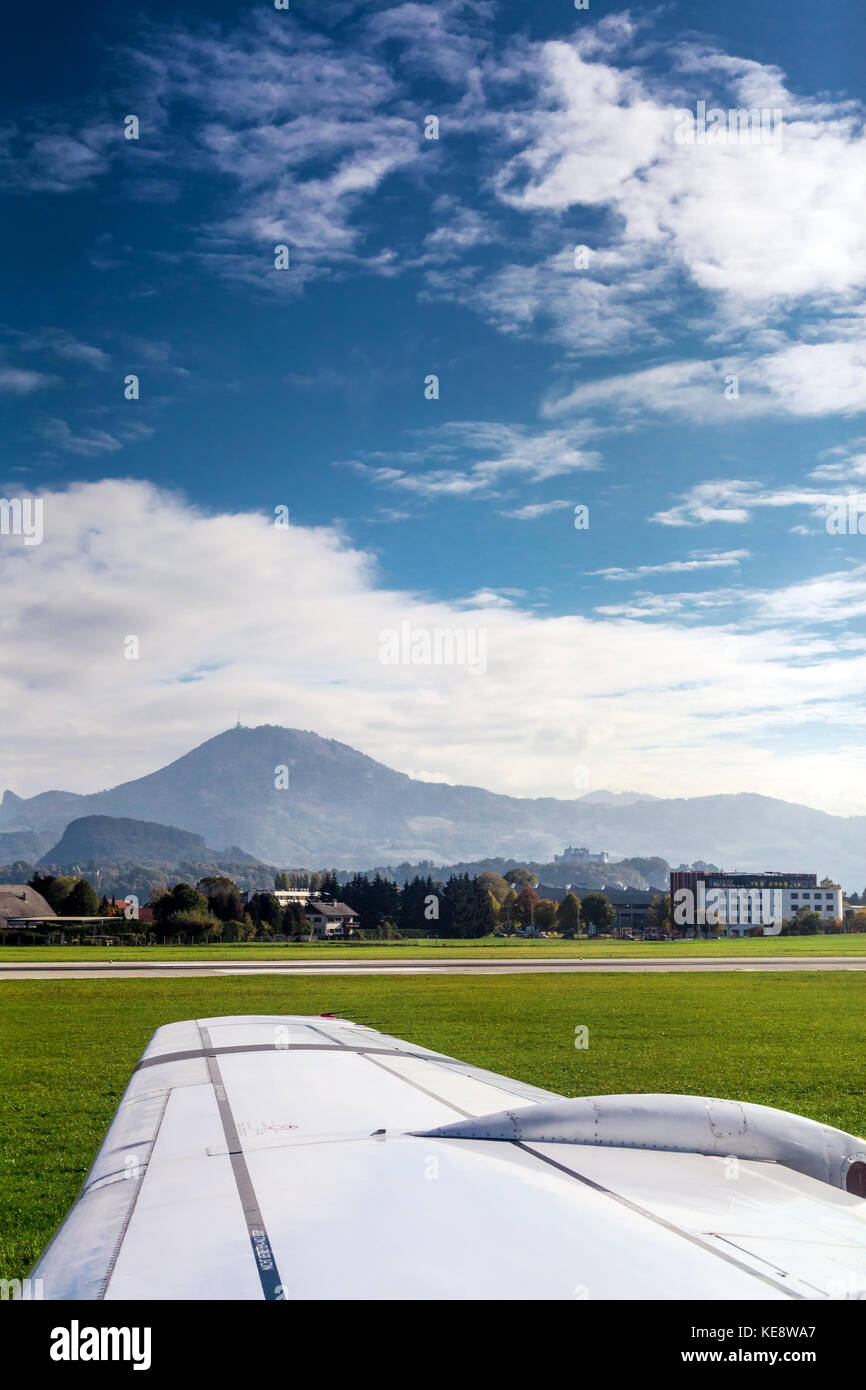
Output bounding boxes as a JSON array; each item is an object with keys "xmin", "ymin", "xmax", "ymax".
[
  {"xmin": 1, "ymin": 971, "xmax": 864, "ymax": 1280},
  {"xmin": 2, "ymin": 933, "xmax": 866, "ymax": 961}
]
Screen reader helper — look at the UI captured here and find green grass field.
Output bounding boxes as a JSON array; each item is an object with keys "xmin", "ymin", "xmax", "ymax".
[
  {"xmin": 1, "ymin": 971, "xmax": 864, "ymax": 1281},
  {"xmin": 2, "ymin": 933, "xmax": 866, "ymax": 961}
]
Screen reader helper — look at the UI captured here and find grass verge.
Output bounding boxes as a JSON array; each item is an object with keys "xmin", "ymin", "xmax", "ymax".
[{"xmin": 2, "ymin": 934, "xmax": 866, "ymax": 962}]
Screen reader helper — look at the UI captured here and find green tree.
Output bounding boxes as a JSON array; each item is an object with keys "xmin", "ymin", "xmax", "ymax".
[
  {"xmin": 505, "ymin": 867, "xmax": 537, "ymax": 891},
  {"xmin": 793, "ymin": 906, "xmax": 822, "ymax": 935},
  {"xmin": 556, "ymin": 892, "xmax": 581, "ymax": 936},
  {"xmin": 513, "ymin": 885, "xmax": 539, "ymax": 926},
  {"xmin": 153, "ymin": 883, "xmax": 208, "ymax": 925},
  {"xmin": 28, "ymin": 873, "xmax": 77, "ymax": 912},
  {"xmin": 282, "ymin": 901, "xmax": 308, "ymax": 940},
  {"xmin": 647, "ymin": 893, "xmax": 672, "ymax": 936},
  {"xmin": 319, "ymin": 870, "xmax": 341, "ymax": 898},
  {"xmin": 62, "ymin": 878, "xmax": 100, "ymax": 918},
  {"xmin": 147, "ymin": 883, "xmax": 208, "ymax": 941},
  {"xmin": 399, "ymin": 875, "xmax": 439, "ymax": 933},
  {"xmin": 441, "ymin": 874, "xmax": 485, "ymax": 938},
  {"xmin": 198, "ymin": 876, "xmax": 243, "ymax": 922},
  {"xmin": 580, "ymin": 892, "xmax": 616, "ymax": 935},
  {"xmin": 221, "ymin": 918, "xmax": 255, "ymax": 943},
  {"xmin": 162, "ymin": 908, "xmax": 219, "ymax": 941},
  {"xmin": 483, "ymin": 890, "xmax": 501, "ymax": 930},
  {"xmin": 247, "ymin": 892, "xmax": 282, "ymax": 929},
  {"xmin": 341, "ymin": 874, "xmax": 400, "ymax": 932},
  {"xmin": 368, "ymin": 874, "xmax": 400, "ymax": 929},
  {"xmin": 476, "ymin": 872, "xmax": 511, "ymax": 905},
  {"xmin": 474, "ymin": 878, "xmax": 500, "ymax": 935},
  {"xmin": 534, "ymin": 898, "xmax": 557, "ymax": 930},
  {"xmin": 501, "ymin": 888, "xmax": 519, "ymax": 933}
]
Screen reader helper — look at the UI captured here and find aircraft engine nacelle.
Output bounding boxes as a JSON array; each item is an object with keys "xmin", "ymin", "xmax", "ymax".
[{"xmin": 416, "ymin": 1094, "xmax": 866, "ymax": 1195}]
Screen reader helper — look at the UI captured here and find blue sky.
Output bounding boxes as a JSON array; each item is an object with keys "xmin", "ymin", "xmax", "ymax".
[{"xmin": 1, "ymin": 0, "xmax": 866, "ymax": 814}]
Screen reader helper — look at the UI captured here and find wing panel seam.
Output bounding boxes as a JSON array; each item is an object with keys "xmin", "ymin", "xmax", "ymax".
[
  {"xmin": 513, "ymin": 1140, "xmax": 806, "ymax": 1300},
  {"xmin": 197, "ymin": 1024, "xmax": 285, "ymax": 1301}
]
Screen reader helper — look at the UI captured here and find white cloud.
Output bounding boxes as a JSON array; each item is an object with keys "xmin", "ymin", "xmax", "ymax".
[
  {"xmin": 593, "ymin": 550, "xmax": 749, "ymax": 580},
  {"xmin": 366, "ymin": 0, "xmax": 493, "ymax": 86},
  {"xmin": 651, "ymin": 479, "xmax": 844, "ymax": 528},
  {"xmin": 0, "ymin": 367, "xmax": 55, "ymax": 395},
  {"xmin": 3, "ymin": 479, "xmax": 866, "ymax": 816},
  {"xmin": 546, "ymin": 339, "xmax": 866, "ymax": 422},
  {"xmin": 420, "ymin": 196, "xmax": 498, "ymax": 261},
  {"xmin": 501, "ymin": 499, "xmax": 573, "ymax": 521},
  {"xmin": 494, "ymin": 42, "xmax": 671, "ymax": 213},
  {"xmin": 38, "ymin": 418, "xmax": 153, "ymax": 457},
  {"xmin": 594, "ymin": 566, "xmax": 866, "ymax": 630},
  {"xmin": 350, "ymin": 463, "xmax": 489, "ymax": 498},
  {"xmin": 4, "ymin": 17, "xmax": 422, "ymax": 287},
  {"xmin": 0, "ymin": 121, "xmax": 117, "ymax": 192},
  {"xmin": 595, "ymin": 589, "xmax": 743, "ymax": 620},
  {"xmin": 755, "ymin": 566, "xmax": 866, "ymax": 625},
  {"xmin": 130, "ymin": 17, "xmax": 423, "ymax": 284},
  {"xmin": 810, "ymin": 438, "xmax": 866, "ymax": 482},
  {"xmin": 349, "ymin": 422, "xmax": 602, "ymax": 501},
  {"xmin": 436, "ymin": 246, "xmax": 667, "ymax": 354},
  {"xmin": 7, "ymin": 9, "xmax": 864, "ymax": 339},
  {"xmin": 18, "ymin": 329, "xmax": 111, "ymax": 371},
  {"xmin": 490, "ymin": 34, "xmax": 866, "ymax": 329}
]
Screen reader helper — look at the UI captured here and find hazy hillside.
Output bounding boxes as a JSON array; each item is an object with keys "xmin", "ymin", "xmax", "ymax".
[
  {"xmin": 2, "ymin": 724, "xmax": 864, "ymax": 886},
  {"xmin": 356, "ymin": 855, "xmax": 672, "ymax": 893},
  {"xmin": 577, "ymin": 791, "xmax": 661, "ymax": 806},
  {"xmin": 40, "ymin": 815, "xmax": 261, "ymax": 871},
  {"xmin": 0, "ymin": 829, "xmax": 51, "ymax": 864}
]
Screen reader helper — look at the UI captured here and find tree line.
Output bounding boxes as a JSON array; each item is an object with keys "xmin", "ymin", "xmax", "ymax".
[
  {"xmin": 10, "ymin": 867, "xmax": 863, "ymax": 944},
  {"xmin": 17, "ymin": 865, "xmax": 627, "ymax": 942},
  {"xmin": 337, "ymin": 868, "xmax": 622, "ymax": 937}
]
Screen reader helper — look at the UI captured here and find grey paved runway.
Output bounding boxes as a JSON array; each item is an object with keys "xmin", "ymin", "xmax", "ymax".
[{"xmin": 2, "ymin": 955, "xmax": 865, "ymax": 978}]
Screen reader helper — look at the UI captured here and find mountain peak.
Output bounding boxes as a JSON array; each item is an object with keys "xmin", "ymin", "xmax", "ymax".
[{"xmin": 2, "ymin": 727, "xmax": 863, "ymax": 884}]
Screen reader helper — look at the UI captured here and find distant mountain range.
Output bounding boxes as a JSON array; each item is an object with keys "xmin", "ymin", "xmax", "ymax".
[
  {"xmin": 1, "ymin": 724, "xmax": 864, "ymax": 886},
  {"xmin": 577, "ymin": 790, "xmax": 661, "ymax": 806}
]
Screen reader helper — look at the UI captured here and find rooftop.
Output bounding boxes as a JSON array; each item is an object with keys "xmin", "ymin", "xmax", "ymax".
[
  {"xmin": 306, "ymin": 901, "xmax": 358, "ymax": 919},
  {"xmin": 0, "ymin": 885, "xmax": 56, "ymax": 924}
]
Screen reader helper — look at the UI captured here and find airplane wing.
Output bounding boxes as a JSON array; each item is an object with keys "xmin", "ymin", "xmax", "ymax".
[{"xmin": 31, "ymin": 1014, "xmax": 866, "ymax": 1300}]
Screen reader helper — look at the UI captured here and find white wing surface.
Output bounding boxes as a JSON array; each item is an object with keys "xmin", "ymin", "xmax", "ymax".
[{"xmin": 31, "ymin": 1015, "xmax": 866, "ymax": 1301}]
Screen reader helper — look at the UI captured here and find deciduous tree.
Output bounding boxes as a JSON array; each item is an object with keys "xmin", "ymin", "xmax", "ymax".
[{"xmin": 580, "ymin": 892, "xmax": 615, "ymax": 935}]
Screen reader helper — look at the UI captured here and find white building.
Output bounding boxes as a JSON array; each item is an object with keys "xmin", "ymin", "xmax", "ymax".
[
  {"xmin": 670, "ymin": 871, "xmax": 843, "ymax": 936},
  {"xmin": 272, "ymin": 889, "xmax": 321, "ymax": 907},
  {"xmin": 304, "ymin": 901, "xmax": 359, "ymax": 939}
]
